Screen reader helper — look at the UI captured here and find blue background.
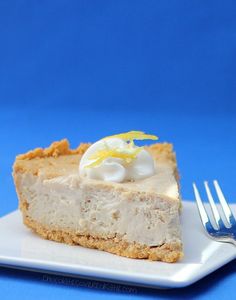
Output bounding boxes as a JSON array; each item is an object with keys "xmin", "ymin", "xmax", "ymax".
[{"xmin": 0, "ymin": 1, "xmax": 236, "ymax": 299}]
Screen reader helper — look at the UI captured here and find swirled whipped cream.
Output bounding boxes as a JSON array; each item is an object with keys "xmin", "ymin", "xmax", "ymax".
[{"xmin": 79, "ymin": 131, "xmax": 158, "ymax": 183}]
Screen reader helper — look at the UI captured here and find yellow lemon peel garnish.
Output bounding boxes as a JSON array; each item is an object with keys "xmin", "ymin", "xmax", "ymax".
[
  {"xmin": 85, "ymin": 148, "xmax": 142, "ymax": 168},
  {"xmin": 86, "ymin": 131, "xmax": 158, "ymax": 169},
  {"xmin": 103, "ymin": 131, "xmax": 158, "ymax": 142}
]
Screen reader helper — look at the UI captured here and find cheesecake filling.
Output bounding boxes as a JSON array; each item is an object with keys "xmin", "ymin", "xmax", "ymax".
[
  {"xmin": 18, "ymin": 172, "xmax": 181, "ymax": 247},
  {"xmin": 79, "ymin": 131, "xmax": 158, "ymax": 183}
]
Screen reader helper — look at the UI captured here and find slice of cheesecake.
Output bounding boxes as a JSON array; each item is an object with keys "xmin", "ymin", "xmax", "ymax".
[{"xmin": 13, "ymin": 139, "xmax": 183, "ymax": 262}]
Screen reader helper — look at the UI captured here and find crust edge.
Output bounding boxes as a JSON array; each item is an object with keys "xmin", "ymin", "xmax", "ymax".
[{"xmin": 16, "ymin": 139, "xmax": 90, "ymax": 160}]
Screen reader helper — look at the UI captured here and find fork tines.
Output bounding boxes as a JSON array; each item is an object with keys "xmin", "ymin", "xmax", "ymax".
[{"xmin": 193, "ymin": 180, "xmax": 236, "ymax": 232}]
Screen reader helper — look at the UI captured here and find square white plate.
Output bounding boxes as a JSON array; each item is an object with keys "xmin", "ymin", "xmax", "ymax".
[{"xmin": 0, "ymin": 201, "xmax": 235, "ymax": 288}]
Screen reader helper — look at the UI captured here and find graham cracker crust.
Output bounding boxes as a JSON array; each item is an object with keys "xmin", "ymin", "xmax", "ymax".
[
  {"xmin": 14, "ymin": 139, "xmax": 178, "ymax": 179},
  {"xmin": 16, "ymin": 139, "xmax": 90, "ymax": 160},
  {"xmin": 15, "ymin": 139, "xmax": 176, "ymax": 162}
]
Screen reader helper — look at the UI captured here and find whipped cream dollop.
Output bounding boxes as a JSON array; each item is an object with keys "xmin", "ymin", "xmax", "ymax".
[{"xmin": 79, "ymin": 133, "xmax": 157, "ymax": 183}]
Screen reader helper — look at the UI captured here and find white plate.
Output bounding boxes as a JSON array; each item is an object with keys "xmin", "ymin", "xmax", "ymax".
[{"xmin": 0, "ymin": 201, "xmax": 235, "ymax": 288}]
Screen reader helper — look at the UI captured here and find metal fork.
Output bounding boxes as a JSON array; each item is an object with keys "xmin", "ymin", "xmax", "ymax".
[{"xmin": 193, "ymin": 180, "xmax": 236, "ymax": 246}]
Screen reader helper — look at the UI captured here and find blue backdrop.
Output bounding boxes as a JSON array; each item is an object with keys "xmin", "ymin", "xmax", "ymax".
[
  {"xmin": 0, "ymin": 1, "xmax": 236, "ymax": 299},
  {"xmin": 1, "ymin": 1, "xmax": 236, "ymax": 112}
]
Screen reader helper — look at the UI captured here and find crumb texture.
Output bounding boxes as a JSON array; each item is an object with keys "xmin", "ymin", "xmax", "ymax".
[{"xmin": 16, "ymin": 139, "xmax": 90, "ymax": 160}]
